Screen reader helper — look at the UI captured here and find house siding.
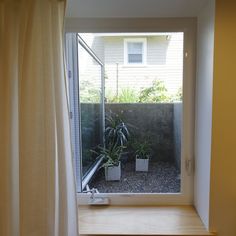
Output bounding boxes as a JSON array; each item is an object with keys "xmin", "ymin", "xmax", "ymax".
[
  {"xmin": 102, "ymin": 34, "xmax": 183, "ymax": 96},
  {"xmin": 80, "ymin": 33, "xmax": 183, "ymax": 99}
]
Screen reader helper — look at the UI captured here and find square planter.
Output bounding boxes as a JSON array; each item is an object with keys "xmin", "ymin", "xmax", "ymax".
[
  {"xmin": 105, "ymin": 162, "xmax": 121, "ymax": 181},
  {"xmin": 135, "ymin": 156, "xmax": 149, "ymax": 172}
]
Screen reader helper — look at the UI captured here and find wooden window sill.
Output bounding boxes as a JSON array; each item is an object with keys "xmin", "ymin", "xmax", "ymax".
[{"xmin": 79, "ymin": 205, "xmax": 216, "ymax": 236}]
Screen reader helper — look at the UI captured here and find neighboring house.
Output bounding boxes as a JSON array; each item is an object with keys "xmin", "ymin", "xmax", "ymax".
[{"xmin": 80, "ymin": 33, "xmax": 183, "ymax": 100}]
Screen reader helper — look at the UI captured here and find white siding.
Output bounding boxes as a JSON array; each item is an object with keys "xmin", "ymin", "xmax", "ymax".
[
  {"xmin": 79, "ymin": 33, "xmax": 184, "ymax": 98},
  {"xmin": 103, "ymin": 34, "xmax": 183, "ymax": 96}
]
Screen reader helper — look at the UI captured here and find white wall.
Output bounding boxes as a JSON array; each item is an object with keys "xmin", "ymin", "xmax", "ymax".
[
  {"xmin": 194, "ymin": 0, "xmax": 215, "ymax": 229},
  {"xmin": 66, "ymin": 0, "xmax": 208, "ymax": 18}
]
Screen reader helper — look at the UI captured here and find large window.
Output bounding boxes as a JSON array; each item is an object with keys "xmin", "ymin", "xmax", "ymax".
[
  {"xmin": 124, "ymin": 38, "xmax": 147, "ymax": 65},
  {"xmin": 66, "ymin": 31, "xmax": 195, "ymax": 205}
]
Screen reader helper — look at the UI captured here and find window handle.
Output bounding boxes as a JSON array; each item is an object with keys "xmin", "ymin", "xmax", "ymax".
[
  {"xmin": 185, "ymin": 159, "xmax": 194, "ymax": 176},
  {"xmin": 83, "ymin": 187, "xmax": 110, "ymax": 205}
]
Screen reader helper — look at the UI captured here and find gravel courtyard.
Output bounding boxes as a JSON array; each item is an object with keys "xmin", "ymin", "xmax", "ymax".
[{"xmin": 89, "ymin": 161, "xmax": 180, "ymax": 193}]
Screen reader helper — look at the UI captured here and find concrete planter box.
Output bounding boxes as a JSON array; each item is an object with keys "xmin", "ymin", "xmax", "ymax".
[
  {"xmin": 135, "ymin": 156, "xmax": 149, "ymax": 172},
  {"xmin": 105, "ymin": 162, "xmax": 121, "ymax": 181}
]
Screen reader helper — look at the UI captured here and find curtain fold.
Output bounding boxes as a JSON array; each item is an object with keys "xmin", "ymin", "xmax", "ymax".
[{"xmin": 0, "ymin": 1, "xmax": 78, "ymax": 235}]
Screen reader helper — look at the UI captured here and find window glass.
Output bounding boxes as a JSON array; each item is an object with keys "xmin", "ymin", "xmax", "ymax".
[
  {"xmin": 78, "ymin": 43, "xmax": 103, "ymax": 176},
  {"xmin": 127, "ymin": 42, "xmax": 143, "ymax": 63},
  {"xmin": 75, "ymin": 33, "xmax": 187, "ymax": 197}
]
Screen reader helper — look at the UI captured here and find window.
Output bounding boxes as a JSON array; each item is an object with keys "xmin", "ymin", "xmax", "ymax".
[
  {"xmin": 66, "ymin": 31, "xmax": 195, "ymax": 206},
  {"xmin": 124, "ymin": 38, "xmax": 147, "ymax": 65},
  {"xmin": 65, "ymin": 34, "xmax": 105, "ymax": 192}
]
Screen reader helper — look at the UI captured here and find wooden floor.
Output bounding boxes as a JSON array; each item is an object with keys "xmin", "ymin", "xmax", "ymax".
[{"xmin": 79, "ymin": 205, "xmax": 215, "ymax": 236}]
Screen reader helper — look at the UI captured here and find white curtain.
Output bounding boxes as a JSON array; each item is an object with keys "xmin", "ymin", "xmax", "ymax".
[{"xmin": 0, "ymin": 0, "xmax": 78, "ymax": 235}]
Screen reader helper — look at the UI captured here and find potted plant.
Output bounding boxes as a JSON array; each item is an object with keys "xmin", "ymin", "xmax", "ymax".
[
  {"xmin": 134, "ymin": 141, "xmax": 151, "ymax": 172},
  {"xmin": 105, "ymin": 112, "xmax": 131, "ymax": 164},
  {"xmin": 101, "ymin": 144, "xmax": 124, "ymax": 181},
  {"xmin": 105, "ymin": 112, "xmax": 130, "ymax": 147},
  {"xmin": 92, "ymin": 112, "xmax": 130, "ymax": 181}
]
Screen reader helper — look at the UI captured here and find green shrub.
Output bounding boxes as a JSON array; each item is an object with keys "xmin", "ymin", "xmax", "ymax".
[
  {"xmin": 80, "ymin": 80, "xmax": 100, "ymax": 103},
  {"xmin": 117, "ymin": 88, "xmax": 139, "ymax": 103},
  {"xmin": 106, "ymin": 88, "xmax": 139, "ymax": 103},
  {"xmin": 105, "ymin": 80, "xmax": 182, "ymax": 103},
  {"xmin": 138, "ymin": 80, "xmax": 172, "ymax": 103},
  {"xmin": 133, "ymin": 140, "xmax": 151, "ymax": 159}
]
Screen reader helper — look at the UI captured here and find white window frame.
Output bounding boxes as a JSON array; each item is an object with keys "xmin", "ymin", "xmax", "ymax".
[
  {"xmin": 124, "ymin": 38, "xmax": 147, "ymax": 65},
  {"xmin": 65, "ymin": 19, "xmax": 196, "ymax": 207},
  {"xmin": 76, "ymin": 31, "xmax": 195, "ymax": 206}
]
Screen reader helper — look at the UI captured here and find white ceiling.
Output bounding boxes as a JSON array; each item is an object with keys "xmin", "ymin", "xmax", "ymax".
[{"xmin": 66, "ymin": 0, "xmax": 209, "ymax": 18}]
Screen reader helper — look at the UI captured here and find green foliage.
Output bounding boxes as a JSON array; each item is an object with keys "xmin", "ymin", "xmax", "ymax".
[
  {"xmin": 132, "ymin": 140, "xmax": 151, "ymax": 159},
  {"xmin": 117, "ymin": 88, "xmax": 139, "ymax": 103},
  {"xmin": 101, "ymin": 144, "xmax": 124, "ymax": 168},
  {"xmin": 171, "ymin": 87, "xmax": 182, "ymax": 102},
  {"xmin": 91, "ymin": 112, "xmax": 130, "ymax": 168},
  {"xmin": 105, "ymin": 90, "xmax": 115, "ymax": 103},
  {"xmin": 91, "ymin": 144, "xmax": 124, "ymax": 167},
  {"xmin": 138, "ymin": 80, "xmax": 172, "ymax": 103},
  {"xmin": 105, "ymin": 112, "xmax": 130, "ymax": 147},
  {"xmin": 79, "ymin": 80, "xmax": 100, "ymax": 103},
  {"xmin": 106, "ymin": 88, "xmax": 139, "ymax": 103},
  {"xmin": 105, "ymin": 82, "xmax": 182, "ymax": 103}
]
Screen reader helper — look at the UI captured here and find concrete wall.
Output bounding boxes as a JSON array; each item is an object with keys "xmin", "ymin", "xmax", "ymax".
[
  {"xmin": 173, "ymin": 103, "xmax": 182, "ymax": 169},
  {"xmin": 80, "ymin": 103, "xmax": 102, "ymax": 174},
  {"xmin": 106, "ymin": 103, "xmax": 175, "ymax": 162},
  {"xmin": 209, "ymin": 1, "xmax": 236, "ymax": 235},
  {"xmin": 194, "ymin": 0, "xmax": 215, "ymax": 229},
  {"xmin": 81, "ymin": 103, "xmax": 182, "ymax": 166}
]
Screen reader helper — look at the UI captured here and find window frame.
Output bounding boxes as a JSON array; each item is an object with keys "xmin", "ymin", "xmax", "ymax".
[
  {"xmin": 65, "ymin": 18, "xmax": 196, "ymax": 206},
  {"xmin": 76, "ymin": 31, "xmax": 194, "ymax": 206},
  {"xmin": 124, "ymin": 38, "xmax": 147, "ymax": 66}
]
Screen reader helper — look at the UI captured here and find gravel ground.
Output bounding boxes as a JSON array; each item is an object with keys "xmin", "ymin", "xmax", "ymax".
[{"xmin": 89, "ymin": 161, "xmax": 180, "ymax": 193}]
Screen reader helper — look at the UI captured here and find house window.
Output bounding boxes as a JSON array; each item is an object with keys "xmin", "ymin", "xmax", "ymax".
[
  {"xmin": 66, "ymin": 32, "xmax": 195, "ymax": 206},
  {"xmin": 124, "ymin": 38, "xmax": 147, "ymax": 65}
]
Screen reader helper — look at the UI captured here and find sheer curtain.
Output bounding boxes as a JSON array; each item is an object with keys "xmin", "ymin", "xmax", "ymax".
[{"xmin": 0, "ymin": 0, "xmax": 78, "ymax": 235}]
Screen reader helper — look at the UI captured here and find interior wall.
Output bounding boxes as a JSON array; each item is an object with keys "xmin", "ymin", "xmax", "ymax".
[
  {"xmin": 66, "ymin": 0, "xmax": 208, "ymax": 18},
  {"xmin": 65, "ymin": 17, "xmax": 196, "ymax": 33},
  {"xmin": 209, "ymin": 1, "xmax": 236, "ymax": 235},
  {"xmin": 194, "ymin": 0, "xmax": 215, "ymax": 229}
]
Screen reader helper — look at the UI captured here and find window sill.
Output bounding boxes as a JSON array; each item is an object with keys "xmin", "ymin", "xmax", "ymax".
[{"xmin": 78, "ymin": 205, "xmax": 216, "ymax": 235}]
